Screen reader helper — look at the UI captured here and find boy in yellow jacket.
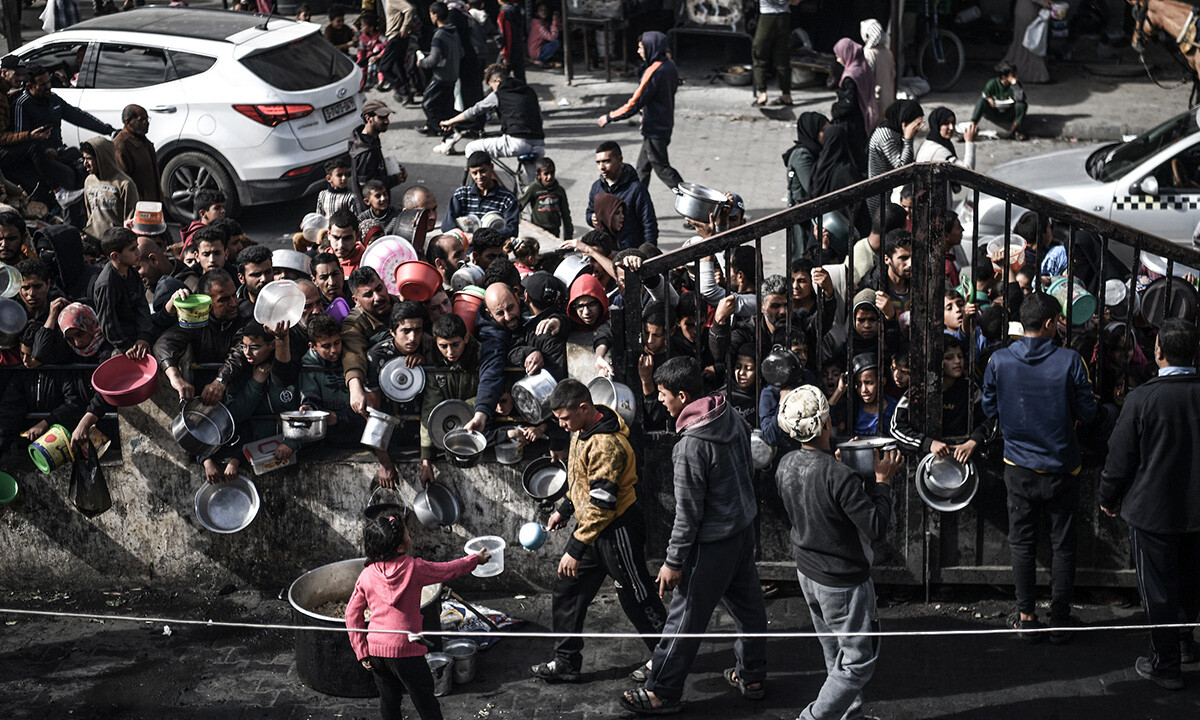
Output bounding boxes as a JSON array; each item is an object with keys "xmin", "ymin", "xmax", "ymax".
[{"xmin": 531, "ymin": 378, "xmax": 666, "ymax": 683}]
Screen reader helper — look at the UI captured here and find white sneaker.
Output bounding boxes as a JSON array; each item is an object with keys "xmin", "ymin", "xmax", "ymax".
[
  {"xmin": 432, "ymin": 131, "xmax": 462, "ymax": 155},
  {"xmin": 55, "ymin": 188, "xmax": 84, "ymax": 207}
]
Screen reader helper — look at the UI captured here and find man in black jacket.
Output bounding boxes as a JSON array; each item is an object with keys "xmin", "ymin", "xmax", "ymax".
[
  {"xmin": 439, "ymin": 63, "xmax": 544, "ymax": 163},
  {"xmin": 155, "ymin": 269, "xmax": 248, "ymax": 405},
  {"xmin": 775, "ymin": 385, "xmax": 902, "ymax": 720},
  {"xmin": 348, "ymin": 99, "xmax": 407, "ymax": 211},
  {"xmin": 1101, "ymin": 318, "xmax": 1200, "ymax": 690}
]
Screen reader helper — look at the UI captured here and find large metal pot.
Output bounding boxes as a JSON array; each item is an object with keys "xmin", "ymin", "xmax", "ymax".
[
  {"xmin": 280, "ymin": 410, "xmax": 329, "ymax": 442},
  {"xmin": 413, "ymin": 483, "xmax": 462, "ymax": 529},
  {"xmin": 172, "ymin": 399, "xmax": 237, "ymax": 460},
  {"xmin": 361, "ymin": 406, "xmax": 401, "ymax": 450},
  {"xmin": 587, "ymin": 376, "xmax": 636, "ymax": 424},
  {"xmin": 288, "ymin": 557, "xmax": 442, "ymax": 697},
  {"xmin": 672, "ymin": 182, "xmax": 728, "ymax": 221},
  {"xmin": 442, "ymin": 429, "xmax": 486, "ymax": 468},
  {"xmin": 512, "ymin": 369, "xmax": 558, "ymax": 422},
  {"xmin": 761, "ymin": 345, "xmax": 804, "ymax": 388},
  {"xmin": 429, "ymin": 399, "xmax": 473, "ymax": 450},
  {"xmin": 522, "ymin": 456, "xmax": 568, "ymax": 505},
  {"xmin": 553, "ymin": 254, "xmax": 590, "ymax": 290},
  {"xmin": 836, "ymin": 437, "xmax": 896, "ymax": 480}
]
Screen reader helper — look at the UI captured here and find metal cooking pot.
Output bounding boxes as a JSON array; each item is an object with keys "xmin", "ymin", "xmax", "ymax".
[
  {"xmin": 172, "ymin": 399, "xmax": 237, "ymax": 460},
  {"xmin": 587, "ymin": 376, "xmax": 636, "ymax": 424},
  {"xmin": 280, "ymin": 410, "xmax": 329, "ymax": 442},
  {"xmin": 361, "ymin": 406, "xmax": 401, "ymax": 450},
  {"xmin": 836, "ymin": 437, "xmax": 897, "ymax": 480},
  {"xmin": 429, "ymin": 399, "xmax": 474, "ymax": 450},
  {"xmin": 672, "ymin": 182, "xmax": 728, "ymax": 222},
  {"xmin": 553, "ymin": 254, "xmax": 590, "ymax": 290},
  {"xmin": 494, "ymin": 439, "xmax": 523, "ymax": 465},
  {"xmin": 0, "ymin": 297, "xmax": 26, "ymax": 348},
  {"xmin": 442, "ymin": 429, "xmax": 486, "ymax": 468},
  {"xmin": 522, "ymin": 456, "xmax": 568, "ymax": 506},
  {"xmin": 413, "ymin": 483, "xmax": 461, "ymax": 529},
  {"xmin": 512, "ymin": 369, "xmax": 558, "ymax": 422},
  {"xmin": 761, "ymin": 345, "xmax": 804, "ymax": 388}
]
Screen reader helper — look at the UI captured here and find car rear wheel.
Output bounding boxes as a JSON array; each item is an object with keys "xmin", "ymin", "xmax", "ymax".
[{"xmin": 161, "ymin": 150, "xmax": 240, "ymax": 222}]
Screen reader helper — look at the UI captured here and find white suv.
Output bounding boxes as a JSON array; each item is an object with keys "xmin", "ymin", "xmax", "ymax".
[{"xmin": 12, "ymin": 7, "xmax": 363, "ymax": 220}]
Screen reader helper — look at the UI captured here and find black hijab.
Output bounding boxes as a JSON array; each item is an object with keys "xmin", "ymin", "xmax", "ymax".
[
  {"xmin": 811, "ymin": 123, "xmax": 864, "ymax": 197},
  {"xmin": 783, "ymin": 111, "xmax": 829, "ymax": 167},
  {"xmin": 925, "ymin": 107, "xmax": 957, "ymax": 159},
  {"xmin": 883, "ymin": 99, "xmax": 923, "ymax": 133}
]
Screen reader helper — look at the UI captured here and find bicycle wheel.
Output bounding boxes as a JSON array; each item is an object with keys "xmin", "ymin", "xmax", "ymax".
[{"xmin": 918, "ymin": 29, "xmax": 965, "ymax": 92}]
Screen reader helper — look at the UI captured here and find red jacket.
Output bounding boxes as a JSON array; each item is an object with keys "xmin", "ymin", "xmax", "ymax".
[{"xmin": 346, "ymin": 553, "xmax": 480, "ymax": 660}]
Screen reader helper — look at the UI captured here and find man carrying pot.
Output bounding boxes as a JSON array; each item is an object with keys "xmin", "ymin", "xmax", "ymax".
[
  {"xmin": 155, "ymin": 268, "xmax": 249, "ymax": 405},
  {"xmin": 530, "ymin": 379, "xmax": 666, "ymax": 683},
  {"xmin": 620, "ymin": 356, "xmax": 768, "ymax": 715}
]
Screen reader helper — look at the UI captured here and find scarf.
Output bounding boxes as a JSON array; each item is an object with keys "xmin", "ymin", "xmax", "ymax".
[
  {"xmin": 925, "ymin": 107, "xmax": 958, "ymax": 159},
  {"xmin": 811, "ymin": 123, "xmax": 864, "ymax": 197},
  {"xmin": 833, "ymin": 38, "xmax": 875, "ymax": 130},
  {"xmin": 883, "ymin": 99, "xmax": 923, "ymax": 133},
  {"xmin": 58, "ymin": 301, "xmax": 105, "ymax": 357},
  {"xmin": 860, "ymin": 19, "xmax": 887, "ymax": 50}
]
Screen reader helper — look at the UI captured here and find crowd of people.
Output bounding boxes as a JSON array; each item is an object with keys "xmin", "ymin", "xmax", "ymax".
[{"xmin": 3, "ymin": 2, "xmax": 1198, "ymax": 719}]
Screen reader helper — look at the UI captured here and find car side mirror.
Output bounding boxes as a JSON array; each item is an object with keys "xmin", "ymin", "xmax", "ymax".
[{"xmin": 1138, "ymin": 176, "xmax": 1160, "ymax": 196}]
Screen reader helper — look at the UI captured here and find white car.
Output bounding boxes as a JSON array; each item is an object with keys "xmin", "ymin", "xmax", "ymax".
[
  {"xmin": 12, "ymin": 7, "xmax": 363, "ymax": 220},
  {"xmin": 971, "ymin": 107, "xmax": 1200, "ymax": 248}
]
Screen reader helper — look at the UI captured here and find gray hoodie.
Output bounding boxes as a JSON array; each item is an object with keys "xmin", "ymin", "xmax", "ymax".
[{"xmin": 665, "ymin": 393, "xmax": 757, "ymax": 570}]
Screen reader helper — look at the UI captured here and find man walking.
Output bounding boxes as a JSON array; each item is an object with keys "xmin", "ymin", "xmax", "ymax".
[
  {"xmin": 1101, "ymin": 318, "xmax": 1200, "ymax": 690},
  {"xmin": 114, "ymin": 104, "xmax": 161, "ymax": 202},
  {"xmin": 620, "ymin": 356, "xmax": 767, "ymax": 715},
  {"xmin": 348, "ymin": 99, "xmax": 407, "ymax": 211},
  {"xmin": 597, "ymin": 31, "xmax": 684, "ymax": 192},
  {"xmin": 531, "ymin": 379, "xmax": 666, "ymax": 683},
  {"xmin": 775, "ymin": 386, "xmax": 902, "ymax": 720},
  {"xmin": 982, "ymin": 292, "xmax": 1097, "ymax": 642}
]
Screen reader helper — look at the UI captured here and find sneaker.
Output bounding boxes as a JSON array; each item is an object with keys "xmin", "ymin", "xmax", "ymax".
[
  {"xmin": 1049, "ymin": 616, "xmax": 1080, "ymax": 645},
  {"xmin": 1181, "ymin": 638, "xmax": 1199, "ymax": 664},
  {"xmin": 531, "ymin": 658, "xmax": 580, "ymax": 683},
  {"xmin": 629, "ymin": 658, "xmax": 652, "ymax": 683},
  {"xmin": 1135, "ymin": 656, "xmax": 1184, "ymax": 690},
  {"xmin": 1007, "ymin": 611, "xmax": 1045, "ymax": 644},
  {"xmin": 54, "ymin": 188, "xmax": 83, "ymax": 208}
]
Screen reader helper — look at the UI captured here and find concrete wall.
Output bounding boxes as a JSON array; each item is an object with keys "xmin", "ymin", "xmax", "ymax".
[{"xmin": 0, "ymin": 387, "xmax": 1134, "ymax": 592}]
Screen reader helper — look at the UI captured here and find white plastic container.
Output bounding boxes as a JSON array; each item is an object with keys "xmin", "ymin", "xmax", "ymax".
[
  {"xmin": 464, "ymin": 536, "xmax": 506, "ymax": 577},
  {"xmin": 242, "ymin": 435, "xmax": 296, "ymax": 475}
]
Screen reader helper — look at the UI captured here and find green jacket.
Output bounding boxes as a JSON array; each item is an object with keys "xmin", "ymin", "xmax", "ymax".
[
  {"xmin": 226, "ymin": 364, "xmax": 303, "ymax": 450},
  {"xmin": 420, "ymin": 337, "xmax": 481, "ymax": 459},
  {"xmin": 299, "ymin": 348, "xmax": 354, "ymax": 427}
]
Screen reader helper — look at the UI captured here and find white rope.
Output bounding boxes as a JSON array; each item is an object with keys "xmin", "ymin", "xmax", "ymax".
[{"xmin": 2, "ymin": 606, "xmax": 1198, "ymax": 641}]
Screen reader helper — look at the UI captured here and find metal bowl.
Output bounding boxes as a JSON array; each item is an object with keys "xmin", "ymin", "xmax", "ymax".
[
  {"xmin": 379, "ymin": 357, "xmax": 426, "ymax": 402},
  {"xmin": 195, "ymin": 475, "xmax": 261, "ymax": 533},
  {"xmin": 429, "ymin": 399, "xmax": 474, "ymax": 450},
  {"xmin": 522, "ymin": 456, "xmax": 567, "ymax": 503},
  {"xmin": 915, "ymin": 453, "xmax": 979, "ymax": 513},
  {"xmin": 443, "ymin": 428, "xmax": 486, "ymax": 468},
  {"xmin": 718, "ymin": 64, "xmax": 752, "ymax": 86},
  {"xmin": 413, "ymin": 483, "xmax": 461, "ymax": 529}
]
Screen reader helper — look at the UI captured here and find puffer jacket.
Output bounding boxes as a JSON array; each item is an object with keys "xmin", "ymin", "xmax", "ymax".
[
  {"xmin": 557, "ymin": 405, "xmax": 639, "ymax": 559},
  {"xmin": 81, "ymin": 135, "xmax": 139, "ymax": 241},
  {"xmin": 420, "ymin": 337, "xmax": 481, "ymax": 459}
]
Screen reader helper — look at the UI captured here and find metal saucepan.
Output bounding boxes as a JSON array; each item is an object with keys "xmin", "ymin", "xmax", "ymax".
[
  {"xmin": 836, "ymin": 437, "xmax": 897, "ymax": 481},
  {"xmin": 512, "ymin": 369, "xmax": 558, "ymax": 422},
  {"xmin": 522, "ymin": 456, "xmax": 568, "ymax": 506},
  {"xmin": 672, "ymin": 182, "xmax": 729, "ymax": 221},
  {"xmin": 442, "ymin": 428, "xmax": 486, "ymax": 468},
  {"xmin": 553, "ymin": 253, "xmax": 590, "ymax": 290},
  {"xmin": 280, "ymin": 410, "xmax": 330, "ymax": 442},
  {"xmin": 494, "ymin": 438, "xmax": 523, "ymax": 465},
  {"xmin": 429, "ymin": 399, "xmax": 474, "ymax": 450},
  {"xmin": 413, "ymin": 483, "xmax": 461, "ymax": 530},
  {"xmin": 587, "ymin": 376, "xmax": 636, "ymax": 424},
  {"xmin": 361, "ymin": 406, "xmax": 401, "ymax": 450},
  {"xmin": 173, "ymin": 399, "xmax": 237, "ymax": 460},
  {"xmin": 760, "ymin": 345, "xmax": 804, "ymax": 388}
]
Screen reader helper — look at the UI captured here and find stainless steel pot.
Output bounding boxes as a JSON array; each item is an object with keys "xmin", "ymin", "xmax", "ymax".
[
  {"xmin": 280, "ymin": 410, "xmax": 329, "ymax": 442},
  {"xmin": 172, "ymin": 399, "xmax": 237, "ymax": 460},
  {"xmin": 587, "ymin": 376, "xmax": 636, "ymax": 424},
  {"xmin": 512, "ymin": 369, "xmax": 558, "ymax": 422},
  {"xmin": 442, "ymin": 429, "xmax": 486, "ymax": 468},
  {"xmin": 522, "ymin": 456, "xmax": 568, "ymax": 504},
  {"xmin": 361, "ymin": 406, "xmax": 401, "ymax": 450},
  {"xmin": 494, "ymin": 439, "xmax": 523, "ymax": 465},
  {"xmin": 672, "ymin": 182, "xmax": 728, "ymax": 221},
  {"xmin": 836, "ymin": 437, "xmax": 897, "ymax": 480},
  {"xmin": 761, "ymin": 345, "xmax": 804, "ymax": 388},
  {"xmin": 553, "ymin": 254, "xmax": 590, "ymax": 290},
  {"xmin": 413, "ymin": 483, "xmax": 461, "ymax": 529}
]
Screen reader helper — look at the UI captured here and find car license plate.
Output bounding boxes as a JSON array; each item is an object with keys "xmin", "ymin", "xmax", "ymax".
[{"xmin": 322, "ymin": 97, "xmax": 356, "ymax": 123}]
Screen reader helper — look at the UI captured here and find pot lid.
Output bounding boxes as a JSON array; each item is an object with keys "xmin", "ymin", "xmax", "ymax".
[
  {"xmin": 380, "ymin": 357, "xmax": 426, "ymax": 402},
  {"xmin": 429, "ymin": 399, "xmax": 474, "ymax": 450}
]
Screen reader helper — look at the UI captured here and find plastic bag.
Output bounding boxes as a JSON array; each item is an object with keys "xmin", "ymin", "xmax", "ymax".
[
  {"xmin": 1023, "ymin": 9, "xmax": 1051, "ymax": 57},
  {"xmin": 39, "ymin": 0, "xmax": 58, "ymax": 34},
  {"xmin": 70, "ymin": 440, "xmax": 112, "ymax": 518}
]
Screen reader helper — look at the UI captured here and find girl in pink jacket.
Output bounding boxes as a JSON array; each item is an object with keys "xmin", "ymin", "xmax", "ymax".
[{"xmin": 346, "ymin": 514, "xmax": 488, "ymax": 720}]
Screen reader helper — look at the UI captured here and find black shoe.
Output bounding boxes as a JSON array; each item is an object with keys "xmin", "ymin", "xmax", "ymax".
[
  {"xmin": 414, "ymin": 124, "xmax": 440, "ymax": 136},
  {"xmin": 1135, "ymin": 656, "xmax": 1184, "ymax": 690},
  {"xmin": 1181, "ymin": 637, "xmax": 1199, "ymax": 664},
  {"xmin": 531, "ymin": 658, "xmax": 580, "ymax": 683},
  {"xmin": 1049, "ymin": 616, "xmax": 1080, "ymax": 645},
  {"xmin": 1007, "ymin": 611, "xmax": 1045, "ymax": 644}
]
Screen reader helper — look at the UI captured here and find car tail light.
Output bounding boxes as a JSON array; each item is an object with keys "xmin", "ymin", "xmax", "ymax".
[
  {"xmin": 233, "ymin": 104, "xmax": 314, "ymax": 127},
  {"xmin": 283, "ymin": 165, "xmax": 314, "ymax": 178}
]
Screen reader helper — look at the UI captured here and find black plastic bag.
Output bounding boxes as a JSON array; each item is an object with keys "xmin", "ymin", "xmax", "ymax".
[{"xmin": 70, "ymin": 440, "xmax": 111, "ymax": 518}]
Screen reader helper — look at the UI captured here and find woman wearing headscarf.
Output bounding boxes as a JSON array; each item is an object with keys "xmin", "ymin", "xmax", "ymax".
[
  {"xmin": 1003, "ymin": 0, "xmax": 1052, "ymax": 84},
  {"xmin": 860, "ymin": 19, "xmax": 896, "ymax": 120},
  {"xmin": 810, "ymin": 122, "xmax": 869, "ymax": 249},
  {"xmin": 32, "ymin": 300, "xmax": 116, "ymax": 446},
  {"xmin": 917, "ymin": 107, "xmax": 978, "ymax": 208},
  {"xmin": 867, "ymin": 99, "xmax": 924, "ymax": 214},
  {"xmin": 832, "ymin": 38, "xmax": 877, "ymax": 132},
  {"xmin": 784, "ymin": 112, "xmax": 830, "ymax": 254}
]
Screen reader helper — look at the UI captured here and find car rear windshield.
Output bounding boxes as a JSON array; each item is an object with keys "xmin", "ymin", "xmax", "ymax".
[
  {"xmin": 238, "ymin": 34, "xmax": 355, "ymax": 91},
  {"xmin": 1094, "ymin": 109, "xmax": 1200, "ymax": 182}
]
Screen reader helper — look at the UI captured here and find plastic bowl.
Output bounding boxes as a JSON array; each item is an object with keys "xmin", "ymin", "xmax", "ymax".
[
  {"xmin": 395, "ymin": 260, "xmax": 442, "ymax": 302},
  {"xmin": 254, "ymin": 280, "xmax": 305, "ymax": 328},
  {"xmin": 92, "ymin": 354, "xmax": 159, "ymax": 407},
  {"xmin": 464, "ymin": 536, "xmax": 506, "ymax": 577},
  {"xmin": 0, "ymin": 471, "xmax": 18, "ymax": 503},
  {"xmin": 361, "ymin": 236, "xmax": 418, "ymax": 295}
]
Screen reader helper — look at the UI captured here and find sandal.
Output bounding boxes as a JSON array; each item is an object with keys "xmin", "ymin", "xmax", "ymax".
[
  {"xmin": 620, "ymin": 687, "xmax": 683, "ymax": 716},
  {"xmin": 770, "ymin": 96, "xmax": 794, "ymax": 106},
  {"xmin": 723, "ymin": 668, "xmax": 765, "ymax": 700},
  {"xmin": 751, "ymin": 97, "xmax": 768, "ymax": 107},
  {"xmin": 629, "ymin": 659, "xmax": 653, "ymax": 683}
]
